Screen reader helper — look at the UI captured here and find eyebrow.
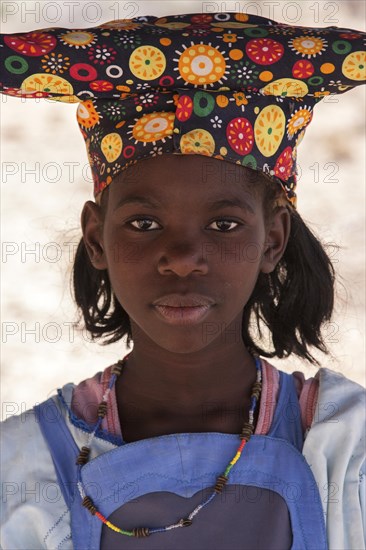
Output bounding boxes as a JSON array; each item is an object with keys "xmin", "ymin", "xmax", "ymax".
[
  {"xmin": 206, "ymin": 197, "xmax": 255, "ymax": 214},
  {"xmin": 114, "ymin": 194, "xmax": 255, "ymax": 214}
]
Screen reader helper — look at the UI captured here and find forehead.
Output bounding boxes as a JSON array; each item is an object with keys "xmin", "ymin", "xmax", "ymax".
[{"xmin": 107, "ymin": 154, "xmax": 260, "ymax": 202}]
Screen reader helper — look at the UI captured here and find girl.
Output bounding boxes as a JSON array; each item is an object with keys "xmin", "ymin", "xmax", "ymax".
[{"xmin": 1, "ymin": 10, "xmax": 365, "ymax": 550}]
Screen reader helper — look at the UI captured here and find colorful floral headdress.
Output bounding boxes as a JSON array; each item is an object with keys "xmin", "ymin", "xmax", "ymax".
[{"xmin": 1, "ymin": 12, "xmax": 365, "ymax": 207}]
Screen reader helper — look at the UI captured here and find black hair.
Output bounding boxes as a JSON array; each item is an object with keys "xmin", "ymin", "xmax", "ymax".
[{"xmin": 72, "ymin": 167, "xmax": 336, "ymax": 366}]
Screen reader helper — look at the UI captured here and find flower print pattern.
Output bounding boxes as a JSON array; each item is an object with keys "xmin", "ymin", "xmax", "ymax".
[
  {"xmin": 342, "ymin": 51, "xmax": 366, "ymax": 81},
  {"xmin": 292, "ymin": 60, "xmax": 314, "ymax": 79},
  {"xmin": 218, "ymin": 32, "xmax": 243, "ymax": 48},
  {"xmin": 287, "ymin": 106, "xmax": 313, "ymax": 138},
  {"xmin": 150, "ymin": 146, "xmax": 164, "ymax": 156},
  {"xmin": 113, "ymin": 33, "xmax": 142, "ymax": 50},
  {"xmin": 4, "ymin": 31, "xmax": 56, "ymax": 56},
  {"xmin": 274, "ymin": 146, "xmax": 294, "ymax": 179},
  {"xmin": 134, "ymin": 92, "xmax": 159, "ymax": 108},
  {"xmin": 88, "ymin": 44, "xmax": 117, "ymax": 65},
  {"xmin": 176, "ymin": 95, "xmax": 193, "ymax": 122},
  {"xmin": 175, "ymin": 43, "xmax": 229, "ymax": 88},
  {"xmin": 21, "ymin": 73, "xmax": 75, "ymax": 98},
  {"xmin": 227, "ymin": 118, "xmax": 254, "ymax": 155},
  {"xmin": 246, "ymin": 38, "xmax": 284, "ymax": 65},
  {"xmin": 90, "ymin": 80, "xmax": 114, "ymax": 93},
  {"xmin": 229, "ymin": 60, "xmax": 260, "ymax": 86},
  {"xmin": 101, "ymin": 132, "xmax": 123, "ymax": 162},
  {"xmin": 77, "ymin": 100, "xmax": 100, "ymax": 129},
  {"xmin": 130, "ymin": 46, "xmax": 166, "ymax": 80},
  {"xmin": 100, "ymin": 101, "xmax": 126, "ymax": 122},
  {"xmin": 232, "ymin": 91, "xmax": 250, "ymax": 111},
  {"xmin": 0, "ymin": 11, "xmax": 365, "ymax": 207},
  {"xmin": 210, "ymin": 115, "xmax": 222, "ymax": 128},
  {"xmin": 254, "ymin": 105, "xmax": 286, "ymax": 157},
  {"xmin": 59, "ymin": 31, "xmax": 97, "ymax": 49},
  {"xmin": 41, "ymin": 52, "xmax": 70, "ymax": 74},
  {"xmin": 289, "ymin": 36, "xmax": 328, "ymax": 58},
  {"xmin": 180, "ymin": 129, "xmax": 215, "ymax": 156},
  {"xmin": 129, "ymin": 112, "xmax": 175, "ymax": 145}
]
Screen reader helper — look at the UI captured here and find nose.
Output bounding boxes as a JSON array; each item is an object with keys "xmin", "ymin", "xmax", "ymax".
[{"xmin": 157, "ymin": 234, "xmax": 209, "ymax": 277}]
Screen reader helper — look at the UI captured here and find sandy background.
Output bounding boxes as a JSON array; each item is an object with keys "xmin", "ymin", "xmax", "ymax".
[{"xmin": 1, "ymin": 0, "xmax": 365, "ymax": 420}]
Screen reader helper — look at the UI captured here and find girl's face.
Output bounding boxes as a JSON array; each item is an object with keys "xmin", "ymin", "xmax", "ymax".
[{"xmin": 82, "ymin": 154, "xmax": 289, "ymax": 354}]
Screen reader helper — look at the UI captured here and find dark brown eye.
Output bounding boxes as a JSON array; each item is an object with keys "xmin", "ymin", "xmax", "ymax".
[
  {"xmin": 129, "ymin": 218, "xmax": 159, "ymax": 231},
  {"xmin": 209, "ymin": 219, "xmax": 240, "ymax": 232}
]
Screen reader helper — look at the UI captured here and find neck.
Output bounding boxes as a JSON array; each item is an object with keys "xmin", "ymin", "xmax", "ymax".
[{"xmin": 116, "ymin": 338, "xmax": 257, "ymax": 415}]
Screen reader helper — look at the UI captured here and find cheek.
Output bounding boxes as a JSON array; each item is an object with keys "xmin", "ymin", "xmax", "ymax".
[{"xmin": 104, "ymin": 232, "xmax": 145, "ymax": 267}]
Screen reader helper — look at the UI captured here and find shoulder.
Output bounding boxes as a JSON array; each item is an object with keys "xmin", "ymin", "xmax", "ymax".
[
  {"xmin": 302, "ymin": 368, "xmax": 365, "ymax": 548},
  {"xmin": 1, "ymin": 375, "xmax": 119, "ymax": 549},
  {"xmin": 302, "ymin": 367, "xmax": 364, "ymax": 452},
  {"xmin": 1, "ymin": 391, "xmax": 75, "ymax": 549},
  {"xmin": 315, "ymin": 367, "xmax": 365, "ymax": 423},
  {"xmin": 318, "ymin": 366, "xmax": 365, "ymax": 396}
]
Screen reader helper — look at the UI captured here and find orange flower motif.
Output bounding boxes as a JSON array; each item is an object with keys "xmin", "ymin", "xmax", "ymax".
[
  {"xmin": 233, "ymin": 91, "xmax": 248, "ymax": 106},
  {"xmin": 314, "ymin": 90, "xmax": 331, "ymax": 98},
  {"xmin": 223, "ymin": 33, "xmax": 237, "ymax": 44},
  {"xmin": 116, "ymin": 85, "xmax": 131, "ymax": 93}
]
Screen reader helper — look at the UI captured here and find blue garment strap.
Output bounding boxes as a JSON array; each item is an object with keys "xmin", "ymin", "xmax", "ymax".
[
  {"xmin": 34, "ymin": 397, "xmax": 80, "ymax": 509},
  {"xmin": 267, "ymin": 371, "xmax": 304, "ymax": 451}
]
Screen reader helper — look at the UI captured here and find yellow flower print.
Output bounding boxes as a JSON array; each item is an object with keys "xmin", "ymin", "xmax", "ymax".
[
  {"xmin": 129, "ymin": 46, "xmax": 166, "ymax": 81},
  {"xmin": 342, "ymin": 51, "xmax": 366, "ymax": 81},
  {"xmin": 180, "ymin": 129, "xmax": 215, "ymax": 155},
  {"xmin": 101, "ymin": 133, "xmax": 123, "ymax": 163},
  {"xmin": 21, "ymin": 73, "xmax": 77, "ymax": 102},
  {"xmin": 254, "ymin": 105, "xmax": 285, "ymax": 157},
  {"xmin": 263, "ymin": 78, "xmax": 308, "ymax": 98}
]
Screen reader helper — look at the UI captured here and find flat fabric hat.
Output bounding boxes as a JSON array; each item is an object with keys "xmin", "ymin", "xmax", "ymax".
[{"xmin": 1, "ymin": 12, "xmax": 365, "ymax": 207}]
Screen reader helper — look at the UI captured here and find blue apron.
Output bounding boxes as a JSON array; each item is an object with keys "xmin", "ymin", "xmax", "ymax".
[{"xmin": 34, "ymin": 371, "xmax": 327, "ymax": 549}]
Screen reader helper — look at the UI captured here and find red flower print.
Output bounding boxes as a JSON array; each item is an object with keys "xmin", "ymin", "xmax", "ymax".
[
  {"xmin": 90, "ymin": 80, "xmax": 114, "ymax": 92},
  {"xmin": 246, "ymin": 38, "xmax": 284, "ymax": 65},
  {"xmin": 226, "ymin": 117, "xmax": 254, "ymax": 155},
  {"xmin": 292, "ymin": 60, "xmax": 314, "ymax": 79},
  {"xmin": 191, "ymin": 14, "xmax": 213, "ymax": 25},
  {"xmin": 176, "ymin": 95, "xmax": 193, "ymax": 122},
  {"xmin": 274, "ymin": 147, "xmax": 294, "ymax": 180},
  {"xmin": 4, "ymin": 32, "xmax": 56, "ymax": 56}
]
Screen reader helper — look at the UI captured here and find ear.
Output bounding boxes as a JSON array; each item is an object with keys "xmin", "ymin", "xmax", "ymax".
[
  {"xmin": 81, "ymin": 201, "xmax": 108, "ymax": 270},
  {"xmin": 260, "ymin": 207, "xmax": 291, "ymax": 274}
]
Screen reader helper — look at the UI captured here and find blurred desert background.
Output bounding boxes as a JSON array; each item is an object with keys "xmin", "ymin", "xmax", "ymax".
[{"xmin": 1, "ymin": 0, "xmax": 365, "ymax": 420}]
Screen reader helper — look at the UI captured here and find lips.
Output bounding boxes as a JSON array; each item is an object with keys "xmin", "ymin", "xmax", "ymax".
[
  {"xmin": 152, "ymin": 293, "xmax": 216, "ymax": 307},
  {"xmin": 153, "ymin": 305, "xmax": 212, "ymax": 325},
  {"xmin": 152, "ymin": 293, "xmax": 215, "ymax": 325}
]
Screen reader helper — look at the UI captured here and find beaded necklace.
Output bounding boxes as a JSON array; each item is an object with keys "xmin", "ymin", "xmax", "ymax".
[{"xmin": 76, "ymin": 354, "xmax": 262, "ymax": 538}]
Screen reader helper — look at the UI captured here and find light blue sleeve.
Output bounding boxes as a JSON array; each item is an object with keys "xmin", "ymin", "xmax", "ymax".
[
  {"xmin": 360, "ymin": 459, "xmax": 366, "ymax": 548},
  {"xmin": 1, "ymin": 405, "xmax": 73, "ymax": 549}
]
